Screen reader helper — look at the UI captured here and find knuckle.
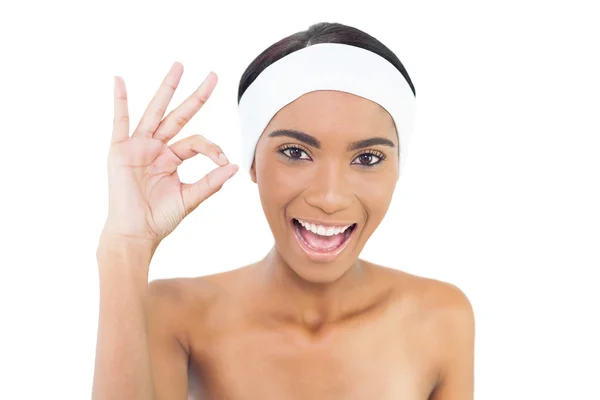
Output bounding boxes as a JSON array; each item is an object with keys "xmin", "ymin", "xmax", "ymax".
[
  {"xmin": 204, "ymin": 174, "xmax": 216, "ymax": 191},
  {"xmin": 191, "ymin": 134, "xmax": 207, "ymax": 148},
  {"xmin": 174, "ymin": 114, "xmax": 190, "ymax": 128},
  {"xmin": 191, "ymin": 93, "xmax": 208, "ymax": 108},
  {"xmin": 165, "ymin": 82, "xmax": 178, "ymax": 92},
  {"xmin": 204, "ymin": 172, "xmax": 224, "ymax": 193},
  {"xmin": 198, "ymin": 134, "xmax": 213, "ymax": 143},
  {"xmin": 186, "ymin": 138, "xmax": 197, "ymax": 151},
  {"xmin": 154, "ymin": 133, "xmax": 168, "ymax": 142},
  {"xmin": 153, "ymin": 107, "xmax": 166, "ymax": 119}
]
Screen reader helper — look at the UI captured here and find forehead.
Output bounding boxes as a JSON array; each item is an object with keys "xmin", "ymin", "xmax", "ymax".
[{"xmin": 265, "ymin": 90, "xmax": 397, "ymax": 141}]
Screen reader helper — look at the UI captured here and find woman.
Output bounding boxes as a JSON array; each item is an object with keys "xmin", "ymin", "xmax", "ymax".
[{"xmin": 93, "ymin": 22, "xmax": 475, "ymax": 400}]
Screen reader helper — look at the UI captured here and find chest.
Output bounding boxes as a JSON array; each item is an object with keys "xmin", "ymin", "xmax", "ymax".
[{"xmin": 187, "ymin": 315, "xmax": 437, "ymax": 400}]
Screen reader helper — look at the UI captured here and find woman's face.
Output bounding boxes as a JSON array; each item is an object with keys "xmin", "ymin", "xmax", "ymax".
[{"xmin": 251, "ymin": 90, "xmax": 399, "ymax": 283}]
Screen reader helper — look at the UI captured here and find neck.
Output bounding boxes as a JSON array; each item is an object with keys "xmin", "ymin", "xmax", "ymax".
[{"xmin": 253, "ymin": 246, "xmax": 372, "ymax": 329}]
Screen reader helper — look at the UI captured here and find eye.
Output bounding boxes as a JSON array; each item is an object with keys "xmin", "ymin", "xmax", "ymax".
[
  {"xmin": 278, "ymin": 145, "xmax": 312, "ymax": 161},
  {"xmin": 351, "ymin": 150, "xmax": 386, "ymax": 166}
]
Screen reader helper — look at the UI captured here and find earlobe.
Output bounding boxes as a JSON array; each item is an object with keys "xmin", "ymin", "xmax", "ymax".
[{"xmin": 250, "ymin": 161, "xmax": 257, "ymax": 184}]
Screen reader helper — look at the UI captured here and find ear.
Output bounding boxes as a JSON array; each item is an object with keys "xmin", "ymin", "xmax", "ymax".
[{"xmin": 250, "ymin": 159, "xmax": 257, "ymax": 184}]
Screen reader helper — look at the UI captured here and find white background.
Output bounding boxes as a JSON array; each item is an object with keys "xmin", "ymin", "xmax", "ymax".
[{"xmin": 1, "ymin": 0, "xmax": 598, "ymax": 398}]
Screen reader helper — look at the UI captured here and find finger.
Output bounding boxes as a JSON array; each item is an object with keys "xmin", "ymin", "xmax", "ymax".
[
  {"xmin": 153, "ymin": 71, "xmax": 218, "ymax": 143},
  {"xmin": 181, "ymin": 163, "xmax": 239, "ymax": 215},
  {"xmin": 169, "ymin": 134, "xmax": 229, "ymax": 166},
  {"xmin": 112, "ymin": 76, "xmax": 129, "ymax": 144},
  {"xmin": 132, "ymin": 62, "xmax": 184, "ymax": 138}
]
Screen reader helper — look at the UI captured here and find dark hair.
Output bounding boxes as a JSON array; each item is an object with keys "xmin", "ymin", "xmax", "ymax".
[{"xmin": 237, "ymin": 22, "xmax": 416, "ymax": 103}]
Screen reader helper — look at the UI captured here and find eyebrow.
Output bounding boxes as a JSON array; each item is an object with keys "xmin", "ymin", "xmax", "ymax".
[
  {"xmin": 347, "ymin": 137, "xmax": 395, "ymax": 151},
  {"xmin": 268, "ymin": 129, "xmax": 396, "ymax": 151},
  {"xmin": 268, "ymin": 129, "xmax": 320, "ymax": 148}
]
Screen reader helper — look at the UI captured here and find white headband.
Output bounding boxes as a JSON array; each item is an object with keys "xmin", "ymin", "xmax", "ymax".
[{"xmin": 237, "ymin": 43, "xmax": 416, "ymax": 173}]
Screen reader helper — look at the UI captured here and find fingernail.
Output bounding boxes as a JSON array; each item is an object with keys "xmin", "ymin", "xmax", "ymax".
[{"xmin": 218, "ymin": 153, "xmax": 229, "ymax": 164}]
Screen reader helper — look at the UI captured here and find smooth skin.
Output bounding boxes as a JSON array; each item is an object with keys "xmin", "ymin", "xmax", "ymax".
[{"xmin": 93, "ymin": 62, "xmax": 475, "ymax": 400}]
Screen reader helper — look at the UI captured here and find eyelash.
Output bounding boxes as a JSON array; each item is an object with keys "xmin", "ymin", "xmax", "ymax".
[
  {"xmin": 276, "ymin": 145, "xmax": 387, "ymax": 167},
  {"xmin": 278, "ymin": 144, "xmax": 312, "ymax": 161},
  {"xmin": 352, "ymin": 149, "xmax": 387, "ymax": 166}
]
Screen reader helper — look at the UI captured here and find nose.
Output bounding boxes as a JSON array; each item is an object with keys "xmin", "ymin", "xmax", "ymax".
[{"xmin": 304, "ymin": 161, "xmax": 354, "ymax": 215}]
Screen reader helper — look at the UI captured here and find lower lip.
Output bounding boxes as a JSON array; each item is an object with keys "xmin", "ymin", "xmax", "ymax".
[{"xmin": 291, "ymin": 220, "xmax": 357, "ymax": 263}]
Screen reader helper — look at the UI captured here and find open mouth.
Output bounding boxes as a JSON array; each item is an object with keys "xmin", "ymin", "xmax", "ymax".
[{"xmin": 291, "ymin": 218, "xmax": 357, "ymax": 254}]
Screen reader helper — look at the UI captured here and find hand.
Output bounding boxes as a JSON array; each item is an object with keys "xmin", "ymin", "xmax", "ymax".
[{"xmin": 102, "ymin": 62, "xmax": 238, "ymax": 245}]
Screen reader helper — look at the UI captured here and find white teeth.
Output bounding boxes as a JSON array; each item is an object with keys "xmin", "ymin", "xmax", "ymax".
[{"xmin": 296, "ymin": 219, "xmax": 354, "ymax": 237}]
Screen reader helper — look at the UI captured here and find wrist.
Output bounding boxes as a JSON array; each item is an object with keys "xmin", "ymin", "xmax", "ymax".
[{"xmin": 97, "ymin": 231, "xmax": 159, "ymax": 267}]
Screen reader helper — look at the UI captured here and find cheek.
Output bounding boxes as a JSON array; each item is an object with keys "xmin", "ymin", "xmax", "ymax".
[
  {"xmin": 351, "ymin": 173, "xmax": 396, "ymax": 216},
  {"xmin": 257, "ymin": 148, "xmax": 312, "ymax": 193},
  {"xmin": 256, "ymin": 160, "xmax": 299, "ymax": 212}
]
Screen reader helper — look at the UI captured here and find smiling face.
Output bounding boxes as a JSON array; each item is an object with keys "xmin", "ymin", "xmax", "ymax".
[{"xmin": 251, "ymin": 90, "xmax": 400, "ymax": 283}]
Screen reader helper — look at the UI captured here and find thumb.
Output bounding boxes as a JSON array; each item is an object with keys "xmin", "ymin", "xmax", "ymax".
[{"xmin": 181, "ymin": 163, "xmax": 239, "ymax": 214}]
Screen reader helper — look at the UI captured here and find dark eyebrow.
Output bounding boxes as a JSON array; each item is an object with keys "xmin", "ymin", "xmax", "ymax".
[
  {"xmin": 348, "ymin": 137, "xmax": 395, "ymax": 151},
  {"xmin": 268, "ymin": 129, "xmax": 395, "ymax": 151},
  {"xmin": 268, "ymin": 129, "xmax": 320, "ymax": 148}
]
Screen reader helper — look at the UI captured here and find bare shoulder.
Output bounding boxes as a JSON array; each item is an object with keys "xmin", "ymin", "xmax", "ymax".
[
  {"xmin": 368, "ymin": 262, "xmax": 475, "ymax": 388},
  {"xmin": 367, "ymin": 262, "xmax": 474, "ymax": 317},
  {"xmin": 147, "ymin": 276, "xmax": 209, "ymax": 310},
  {"xmin": 147, "ymin": 266, "xmax": 254, "ymax": 333},
  {"xmin": 147, "ymin": 266, "xmax": 250, "ymax": 314},
  {"xmin": 146, "ymin": 277, "xmax": 202, "ymax": 350},
  {"xmin": 369, "ymin": 262, "xmax": 475, "ymax": 392},
  {"xmin": 150, "ymin": 262, "xmax": 254, "ymax": 295},
  {"xmin": 367, "ymin": 262, "xmax": 475, "ymax": 351},
  {"xmin": 145, "ymin": 275, "xmax": 219, "ymax": 341}
]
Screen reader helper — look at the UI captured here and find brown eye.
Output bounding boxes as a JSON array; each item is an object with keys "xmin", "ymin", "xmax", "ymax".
[
  {"xmin": 279, "ymin": 145, "xmax": 311, "ymax": 161},
  {"xmin": 288, "ymin": 148, "xmax": 304, "ymax": 159},
  {"xmin": 358, "ymin": 154, "xmax": 374, "ymax": 165},
  {"xmin": 352, "ymin": 151, "xmax": 385, "ymax": 166}
]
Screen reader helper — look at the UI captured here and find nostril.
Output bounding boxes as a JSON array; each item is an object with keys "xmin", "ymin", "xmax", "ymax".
[{"xmin": 303, "ymin": 185, "xmax": 353, "ymax": 213}]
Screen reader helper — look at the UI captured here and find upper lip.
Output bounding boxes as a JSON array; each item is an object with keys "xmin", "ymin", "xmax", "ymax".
[{"xmin": 292, "ymin": 217, "xmax": 357, "ymax": 227}]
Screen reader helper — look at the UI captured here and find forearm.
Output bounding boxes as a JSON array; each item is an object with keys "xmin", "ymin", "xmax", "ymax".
[{"xmin": 92, "ymin": 235, "xmax": 158, "ymax": 400}]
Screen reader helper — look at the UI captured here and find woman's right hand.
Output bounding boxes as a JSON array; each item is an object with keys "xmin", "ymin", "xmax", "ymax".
[{"xmin": 101, "ymin": 62, "xmax": 238, "ymax": 247}]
